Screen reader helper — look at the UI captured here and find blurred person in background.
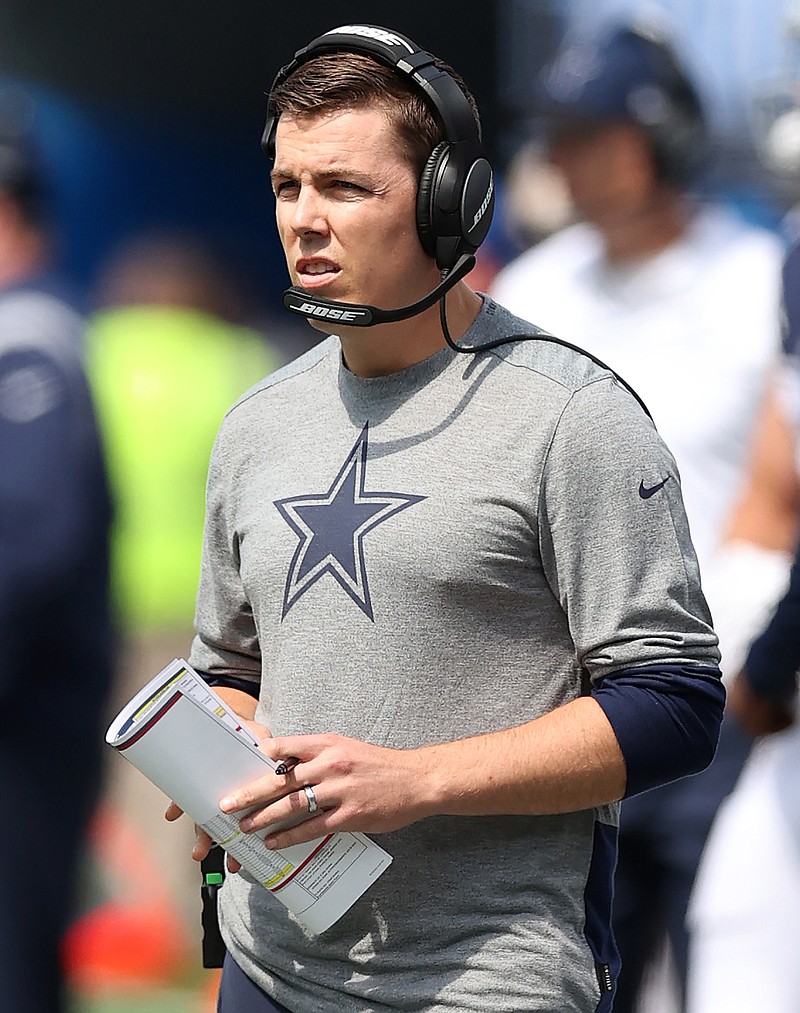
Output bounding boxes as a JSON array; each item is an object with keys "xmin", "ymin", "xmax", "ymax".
[
  {"xmin": 686, "ymin": 240, "xmax": 800, "ymax": 1013},
  {"xmin": 491, "ymin": 18, "xmax": 790, "ymax": 1012},
  {"xmin": 686, "ymin": 19, "xmax": 800, "ymax": 1001},
  {"xmin": 498, "ymin": 140, "xmax": 575, "ymax": 253},
  {"xmin": 0, "ymin": 102, "xmax": 114, "ymax": 1012},
  {"xmin": 81, "ymin": 231, "xmax": 281, "ymax": 963}
]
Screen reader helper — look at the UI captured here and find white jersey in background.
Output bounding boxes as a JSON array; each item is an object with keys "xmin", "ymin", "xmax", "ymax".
[{"xmin": 491, "ymin": 203, "xmax": 783, "ymax": 575}]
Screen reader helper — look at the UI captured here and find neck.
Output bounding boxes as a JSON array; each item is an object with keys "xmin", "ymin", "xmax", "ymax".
[
  {"xmin": 603, "ymin": 189, "xmax": 691, "ymax": 264},
  {"xmin": 335, "ymin": 281, "xmax": 483, "ymax": 378}
]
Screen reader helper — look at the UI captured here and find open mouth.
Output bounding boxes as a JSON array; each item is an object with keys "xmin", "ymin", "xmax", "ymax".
[{"xmin": 296, "ymin": 259, "xmax": 341, "ymax": 288}]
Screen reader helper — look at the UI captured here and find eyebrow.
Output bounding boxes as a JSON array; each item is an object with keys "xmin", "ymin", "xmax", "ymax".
[{"xmin": 270, "ymin": 166, "xmax": 376, "ymax": 186}]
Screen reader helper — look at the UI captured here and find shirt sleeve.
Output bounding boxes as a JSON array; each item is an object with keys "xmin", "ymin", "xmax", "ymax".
[
  {"xmin": 592, "ymin": 663, "xmax": 725, "ymax": 796},
  {"xmin": 538, "ymin": 375, "xmax": 724, "ymax": 793},
  {"xmin": 188, "ymin": 417, "xmax": 262, "ymax": 690},
  {"xmin": 745, "ymin": 243, "xmax": 800, "ymax": 700},
  {"xmin": 745, "ymin": 538, "xmax": 800, "ymax": 701}
]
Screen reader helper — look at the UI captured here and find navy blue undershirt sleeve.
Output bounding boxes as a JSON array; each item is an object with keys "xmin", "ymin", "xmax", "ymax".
[
  {"xmin": 592, "ymin": 663, "xmax": 725, "ymax": 798},
  {"xmin": 200, "ymin": 671, "xmax": 261, "ymax": 700},
  {"xmin": 745, "ymin": 542, "xmax": 800, "ymax": 701},
  {"xmin": 744, "ymin": 243, "xmax": 800, "ymax": 702}
]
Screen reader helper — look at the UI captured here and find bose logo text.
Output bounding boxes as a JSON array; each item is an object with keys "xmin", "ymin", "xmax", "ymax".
[
  {"xmin": 294, "ymin": 302, "xmax": 364, "ymax": 322},
  {"xmin": 472, "ymin": 176, "xmax": 494, "ymax": 230},
  {"xmin": 326, "ymin": 25, "xmax": 415, "ymax": 52}
]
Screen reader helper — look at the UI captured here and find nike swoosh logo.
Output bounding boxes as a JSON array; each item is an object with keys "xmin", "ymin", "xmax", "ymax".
[{"xmin": 639, "ymin": 477, "xmax": 671, "ymax": 499}]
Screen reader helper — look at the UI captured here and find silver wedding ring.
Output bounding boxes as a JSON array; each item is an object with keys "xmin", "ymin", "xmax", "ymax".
[{"xmin": 303, "ymin": 784, "xmax": 319, "ymax": 814}]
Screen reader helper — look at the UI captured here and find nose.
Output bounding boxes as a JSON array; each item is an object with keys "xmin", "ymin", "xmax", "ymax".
[{"xmin": 290, "ymin": 184, "xmax": 329, "ymax": 237}]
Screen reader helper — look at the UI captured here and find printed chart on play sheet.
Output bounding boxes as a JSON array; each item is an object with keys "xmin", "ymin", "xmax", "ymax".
[{"xmin": 106, "ymin": 658, "xmax": 392, "ymax": 934}]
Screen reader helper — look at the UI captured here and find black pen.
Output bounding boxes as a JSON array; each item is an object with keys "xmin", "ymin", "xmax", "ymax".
[{"xmin": 274, "ymin": 756, "xmax": 300, "ymax": 776}]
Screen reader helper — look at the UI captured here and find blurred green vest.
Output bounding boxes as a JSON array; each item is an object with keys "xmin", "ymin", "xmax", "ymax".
[{"xmin": 86, "ymin": 305, "xmax": 279, "ymax": 633}]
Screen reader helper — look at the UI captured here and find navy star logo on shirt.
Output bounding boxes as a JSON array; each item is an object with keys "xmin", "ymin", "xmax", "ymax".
[{"xmin": 274, "ymin": 425, "xmax": 425, "ymax": 620}]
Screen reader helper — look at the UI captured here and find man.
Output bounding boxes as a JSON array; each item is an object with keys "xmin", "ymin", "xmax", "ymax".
[
  {"xmin": 491, "ymin": 21, "xmax": 787, "ymax": 1011},
  {"xmin": 0, "ymin": 125, "xmax": 113, "ymax": 1010},
  {"xmin": 169, "ymin": 25, "xmax": 724, "ymax": 1013},
  {"xmin": 686, "ymin": 239, "xmax": 800, "ymax": 1013}
]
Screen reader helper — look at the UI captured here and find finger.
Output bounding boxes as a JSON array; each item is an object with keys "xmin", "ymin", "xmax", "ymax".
[
  {"xmin": 264, "ymin": 809, "xmax": 338, "ymax": 851},
  {"xmin": 219, "ymin": 771, "xmax": 294, "ymax": 813},
  {"xmin": 164, "ymin": 801, "xmax": 184, "ymax": 822},
  {"xmin": 192, "ymin": 825, "xmax": 213, "ymax": 862},
  {"xmin": 243, "ymin": 719, "xmax": 272, "ymax": 742},
  {"xmin": 263, "ymin": 741, "xmax": 329, "ymax": 786},
  {"xmin": 226, "ymin": 854, "xmax": 242, "ymax": 874},
  {"xmin": 258, "ymin": 735, "xmax": 324, "ymax": 766},
  {"xmin": 240, "ymin": 784, "xmax": 326, "ymax": 833}
]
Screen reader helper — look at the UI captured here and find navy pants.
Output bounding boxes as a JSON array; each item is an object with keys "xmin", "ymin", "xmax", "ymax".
[
  {"xmin": 0, "ymin": 684, "xmax": 107, "ymax": 1013},
  {"xmin": 218, "ymin": 954, "xmax": 294, "ymax": 1012}
]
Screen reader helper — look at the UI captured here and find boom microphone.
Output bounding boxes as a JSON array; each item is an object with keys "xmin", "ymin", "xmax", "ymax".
[{"xmin": 281, "ymin": 253, "xmax": 476, "ymax": 327}]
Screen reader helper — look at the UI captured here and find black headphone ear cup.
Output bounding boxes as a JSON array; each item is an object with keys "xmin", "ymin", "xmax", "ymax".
[{"xmin": 416, "ymin": 142, "xmax": 449, "ymax": 259}]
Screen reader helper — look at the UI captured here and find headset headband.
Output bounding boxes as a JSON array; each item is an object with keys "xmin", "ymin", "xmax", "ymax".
[{"xmin": 262, "ymin": 24, "xmax": 481, "ymax": 157}]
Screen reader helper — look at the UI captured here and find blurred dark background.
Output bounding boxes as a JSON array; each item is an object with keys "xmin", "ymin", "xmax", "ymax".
[{"xmin": 0, "ymin": 0, "xmax": 517, "ymax": 322}]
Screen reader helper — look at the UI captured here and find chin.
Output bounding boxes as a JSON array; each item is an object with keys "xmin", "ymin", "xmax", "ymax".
[{"xmin": 308, "ymin": 317, "xmax": 339, "ymax": 335}]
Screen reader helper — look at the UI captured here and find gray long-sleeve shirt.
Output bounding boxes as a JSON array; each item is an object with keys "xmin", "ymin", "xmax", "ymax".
[{"xmin": 190, "ymin": 297, "xmax": 721, "ymax": 1012}]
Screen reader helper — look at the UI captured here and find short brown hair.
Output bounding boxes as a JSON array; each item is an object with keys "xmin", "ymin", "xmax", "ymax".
[{"xmin": 268, "ymin": 51, "xmax": 481, "ymax": 175}]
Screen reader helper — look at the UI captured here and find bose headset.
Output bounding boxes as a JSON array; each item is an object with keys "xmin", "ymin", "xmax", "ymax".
[
  {"xmin": 262, "ymin": 23, "xmax": 652, "ymax": 419},
  {"xmin": 262, "ymin": 23, "xmax": 494, "ymax": 325}
]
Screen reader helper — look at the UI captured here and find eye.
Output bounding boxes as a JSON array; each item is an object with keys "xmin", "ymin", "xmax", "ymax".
[
  {"xmin": 274, "ymin": 180, "xmax": 298, "ymax": 197},
  {"xmin": 333, "ymin": 180, "xmax": 366, "ymax": 193}
]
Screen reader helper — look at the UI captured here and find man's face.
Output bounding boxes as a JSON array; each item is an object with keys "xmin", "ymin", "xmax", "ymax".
[
  {"xmin": 547, "ymin": 121, "xmax": 657, "ymax": 230},
  {"xmin": 271, "ymin": 106, "xmax": 439, "ymax": 328}
]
